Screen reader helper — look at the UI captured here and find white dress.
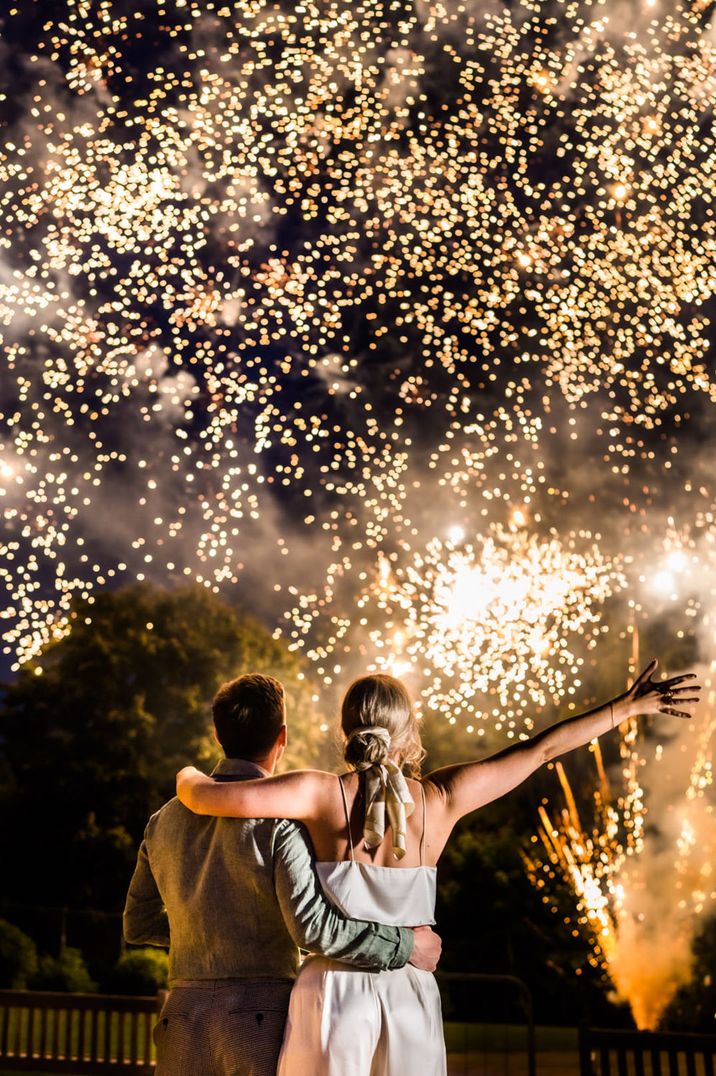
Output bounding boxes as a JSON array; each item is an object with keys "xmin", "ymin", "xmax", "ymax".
[{"xmin": 276, "ymin": 779, "xmax": 447, "ymax": 1076}]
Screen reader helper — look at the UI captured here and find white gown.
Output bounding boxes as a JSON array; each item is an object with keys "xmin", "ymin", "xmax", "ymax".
[{"xmin": 277, "ymin": 779, "xmax": 447, "ymax": 1076}]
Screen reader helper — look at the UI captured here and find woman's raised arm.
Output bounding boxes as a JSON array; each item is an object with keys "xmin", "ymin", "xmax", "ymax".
[
  {"xmin": 176, "ymin": 767, "xmax": 335, "ymax": 823},
  {"xmin": 425, "ymin": 659, "xmax": 700, "ymax": 831}
]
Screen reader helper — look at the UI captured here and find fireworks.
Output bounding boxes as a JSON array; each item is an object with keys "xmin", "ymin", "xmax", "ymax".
[
  {"xmin": 1, "ymin": 0, "xmax": 716, "ymax": 1028},
  {"xmin": 1, "ymin": 0, "xmax": 716, "ymax": 674},
  {"xmin": 281, "ymin": 522, "xmax": 624, "ymax": 727},
  {"xmin": 525, "ymin": 654, "xmax": 716, "ymax": 1029},
  {"xmin": 369, "ymin": 524, "xmax": 624, "ymax": 728}
]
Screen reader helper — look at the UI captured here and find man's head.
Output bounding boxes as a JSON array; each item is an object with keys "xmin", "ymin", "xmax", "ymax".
[{"xmin": 212, "ymin": 673, "xmax": 286, "ymax": 766}]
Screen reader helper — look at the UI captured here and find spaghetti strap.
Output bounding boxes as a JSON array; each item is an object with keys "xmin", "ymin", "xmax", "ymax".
[
  {"xmin": 338, "ymin": 775, "xmax": 355, "ymax": 862},
  {"xmin": 419, "ymin": 782, "xmax": 427, "ymax": 867}
]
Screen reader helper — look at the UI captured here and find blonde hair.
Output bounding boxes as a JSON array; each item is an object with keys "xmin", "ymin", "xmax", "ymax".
[{"xmin": 341, "ymin": 674, "xmax": 424, "ymax": 777}]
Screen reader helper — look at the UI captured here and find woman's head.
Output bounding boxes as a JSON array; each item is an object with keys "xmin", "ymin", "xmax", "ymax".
[{"xmin": 341, "ymin": 673, "xmax": 423, "ymax": 776}]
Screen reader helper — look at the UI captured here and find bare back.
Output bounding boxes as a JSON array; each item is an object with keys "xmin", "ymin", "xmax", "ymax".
[{"xmin": 306, "ymin": 773, "xmax": 448, "ymax": 868}]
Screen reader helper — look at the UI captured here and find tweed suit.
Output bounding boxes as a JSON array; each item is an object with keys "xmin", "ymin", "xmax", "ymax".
[{"xmin": 124, "ymin": 758, "xmax": 413, "ymax": 1076}]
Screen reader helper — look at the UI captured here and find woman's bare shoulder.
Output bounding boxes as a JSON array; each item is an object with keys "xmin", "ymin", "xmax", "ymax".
[{"xmin": 414, "ymin": 773, "xmax": 449, "ymax": 799}]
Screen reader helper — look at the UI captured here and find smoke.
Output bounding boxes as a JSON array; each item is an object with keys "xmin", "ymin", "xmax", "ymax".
[
  {"xmin": 609, "ymin": 914, "xmax": 695, "ymax": 1029},
  {"xmin": 607, "ymin": 664, "xmax": 716, "ymax": 1027}
]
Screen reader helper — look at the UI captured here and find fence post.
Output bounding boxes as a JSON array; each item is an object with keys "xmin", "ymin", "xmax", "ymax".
[{"xmin": 579, "ymin": 1022, "xmax": 593, "ymax": 1076}]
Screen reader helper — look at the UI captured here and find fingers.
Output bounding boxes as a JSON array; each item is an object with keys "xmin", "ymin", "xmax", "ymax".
[
  {"xmin": 633, "ymin": 658, "xmax": 658, "ymax": 688},
  {"xmin": 640, "ymin": 688, "xmax": 699, "ymax": 715},
  {"xmin": 659, "ymin": 673, "xmax": 699, "ymax": 687},
  {"xmin": 660, "ymin": 706, "xmax": 692, "ymax": 719}
]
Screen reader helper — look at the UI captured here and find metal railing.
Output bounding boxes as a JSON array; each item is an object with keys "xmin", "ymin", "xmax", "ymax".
[
  {"xmin": 436, "ymin": 972, "xmax": 536, "ymax": 1076},
  {"xmin": 0, "ymin": 976, "xmax": 536, "ymax": 1076}
]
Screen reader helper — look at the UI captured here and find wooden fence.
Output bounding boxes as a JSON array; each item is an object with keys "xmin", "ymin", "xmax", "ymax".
[
  {"xmin": 579, "ymin": 1025, "xmax": 716, "ymax": 1076},
  {"xmin": 0, "ymin": 991, "xmax": 160, "ymax": 1074}
]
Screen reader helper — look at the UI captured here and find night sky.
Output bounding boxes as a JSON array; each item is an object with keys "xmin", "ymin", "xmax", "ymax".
[{"xmin": 2, "ymin": 0, "xmax": 716, "ymax": 706}]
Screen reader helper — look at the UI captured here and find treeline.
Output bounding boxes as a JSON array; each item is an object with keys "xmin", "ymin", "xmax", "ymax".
[{"xmin": 0, "ymin": 917, "xmax": 167, "ymax": 996}]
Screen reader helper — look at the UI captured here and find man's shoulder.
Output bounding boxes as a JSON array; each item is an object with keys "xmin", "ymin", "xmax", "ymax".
[
  {"xmin": 145, "ymin": 800, "xmax": 301, "ymax": 839},
  {"xmin": 144, "ymin": 797, "xmax": 184, "ymax": 833}
]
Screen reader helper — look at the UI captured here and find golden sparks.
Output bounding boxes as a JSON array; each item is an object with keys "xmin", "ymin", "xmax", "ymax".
[{"xmin": 1, "ymin": 0, "xmax": 715, "ymax": 699}]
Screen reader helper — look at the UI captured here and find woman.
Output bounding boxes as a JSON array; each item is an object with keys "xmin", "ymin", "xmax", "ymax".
[{"xmin": 176, "ymin": 658, "xmax": 699, "ymax": 1075}]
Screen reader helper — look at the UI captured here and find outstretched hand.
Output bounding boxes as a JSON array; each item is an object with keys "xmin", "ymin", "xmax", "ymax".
[{"xmin": 625, "ymin": 658, "xmax": 701, "ymax": 720}]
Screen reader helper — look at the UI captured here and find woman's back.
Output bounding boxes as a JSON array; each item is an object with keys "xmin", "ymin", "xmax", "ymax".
[
  {"xmin": 308, "ymin": 772, "xmax": 438, "ymax": 867},
  {"xmin": 315, "ymin": 774, "xmax": 437, "ymax": 927}
]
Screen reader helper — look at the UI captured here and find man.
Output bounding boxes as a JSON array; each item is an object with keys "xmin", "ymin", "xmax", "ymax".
[{"xmin": 124, "ymin": 672, "xmax": 441, "ymax": 1076}]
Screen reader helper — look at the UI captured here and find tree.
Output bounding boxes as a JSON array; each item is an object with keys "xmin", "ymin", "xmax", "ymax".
[
  {"xmin": 0, "ymin": 918, "xmax": 38, "ymax": 988},
  {"xmin": 109, "ymin": 948, "xmax": 169, "ymax": 995},
  {"xmin": 32, "ymin": 948, "xmax": 97, "ymax": 993},
  {"xmin": 0, "ymin": 583, "xmax": 327, "ymax": 921}
]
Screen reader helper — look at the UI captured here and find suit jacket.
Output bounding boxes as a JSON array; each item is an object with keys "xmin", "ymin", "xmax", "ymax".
[{"xmin": 123, "ymin": 758, "xmax": 413, "ymax": 985}]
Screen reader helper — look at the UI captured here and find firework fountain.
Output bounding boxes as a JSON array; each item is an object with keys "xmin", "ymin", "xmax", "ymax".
[{"xmin": 525, "ymin": 606, "xmax": 716, "ymax": 1029}]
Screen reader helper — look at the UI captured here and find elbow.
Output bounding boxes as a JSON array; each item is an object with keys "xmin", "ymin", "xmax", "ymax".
[
  {"xmin": 123, "ymin": 915, "xmax": 168, "ymax": 948},
  {"xmin": 293, "ymin": 927, "xmax": 318, "ymax": 952},
  {"xmin": 287, "ymin": 908, "xmax": 323, "ymax": 952},
  {"xmin": 176, "ymin": 773, "xmax": 203, "ymax": 813},
  {"xmin": 526, "ymin": 737, "xmax": 553, "ymax": 769},
  {"xmin": 122, "ymin": 916, "xmax": 144, "ymax": 946},
  {"xmin": 539, "ymin": 743, "xmax": 554, "ymax": 766},
  {"xmin": 537, "ymin": 729, "xmax": 566, "ymax": 767},
  {"xmin": 178, "ymin": 784, "xmax": 203, "ymax": 814}
]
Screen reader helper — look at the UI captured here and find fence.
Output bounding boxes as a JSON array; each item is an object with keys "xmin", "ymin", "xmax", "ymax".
[
  {"xmin": 0, "ymin": 991, "xmax": 160, "ymax": 1074},
  {"xmin": 579, "ymin": 1025, "xmax": 716, "ymax": 1076},
  {"xmin": 0, "ymin": 976, "xmax": 536, "ymax": 1075}
]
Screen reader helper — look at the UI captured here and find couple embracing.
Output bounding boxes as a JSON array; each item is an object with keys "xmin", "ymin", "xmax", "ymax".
[{"xmin": 124, "ymin": 660, "xmax": 699, "ymax": 1075}]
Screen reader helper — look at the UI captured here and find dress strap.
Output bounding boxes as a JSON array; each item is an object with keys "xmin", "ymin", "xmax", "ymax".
[
  {"xmin": 338, "ymin": 775, "xmax": 355, "ymax": 863},
  {"xmin": 419, "ymin": 782, "xmax": 427, "ymax": 867}
]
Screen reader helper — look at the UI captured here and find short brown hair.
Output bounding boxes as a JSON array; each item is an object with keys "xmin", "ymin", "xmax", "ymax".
[{"xmin": 212, "ymin": 673, "xmax": 285, "ymax": 760}]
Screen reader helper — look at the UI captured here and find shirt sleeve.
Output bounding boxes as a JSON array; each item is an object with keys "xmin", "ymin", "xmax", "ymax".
[
  {"xmin": 123, "ymin": 822, "xmax": 170, "ymax": 948},
  {"xmin": 272, "ymin": 820, "xmax": 414, "ymax": 970}
]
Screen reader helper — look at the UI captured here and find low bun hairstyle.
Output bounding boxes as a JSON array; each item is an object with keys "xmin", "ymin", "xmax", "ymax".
[
  {"xmin": 341, "ymin": 673, "xmax": 424, "ymax": 776},
  {"xmin": 345, "ymin": 726, "xmax": 391, "ymax": 771}
]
